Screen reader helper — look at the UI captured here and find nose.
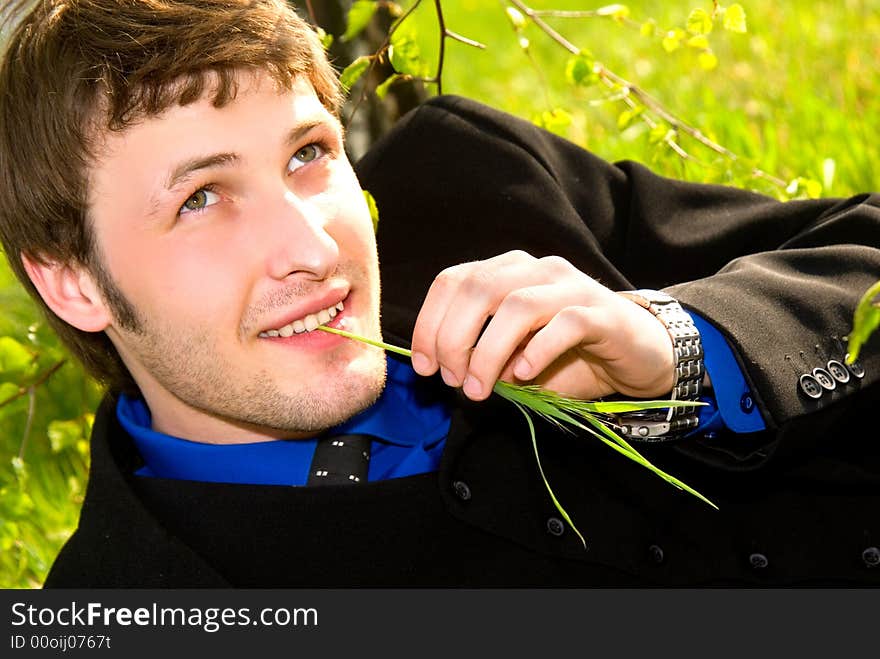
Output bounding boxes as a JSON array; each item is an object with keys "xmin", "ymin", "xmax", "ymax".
[{"xmin": 263, "ymin": 188, "xmax": 339, "ymax": 281}]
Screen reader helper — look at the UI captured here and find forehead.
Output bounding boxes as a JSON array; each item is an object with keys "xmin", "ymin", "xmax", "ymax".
[{"xmin": 89, "ymin": 71, "xmax": 336, "ymax": 176}]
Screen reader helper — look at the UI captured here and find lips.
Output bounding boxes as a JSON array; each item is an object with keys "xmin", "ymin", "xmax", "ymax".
[{"xmin": 258, "ymin": 300, "xmax": 345, "ymax": 337}]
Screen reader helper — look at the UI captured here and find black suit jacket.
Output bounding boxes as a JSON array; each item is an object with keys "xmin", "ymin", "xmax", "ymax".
[{"xmin": 44, "ymin": 96, "xmax": 880, "ymax": 587}]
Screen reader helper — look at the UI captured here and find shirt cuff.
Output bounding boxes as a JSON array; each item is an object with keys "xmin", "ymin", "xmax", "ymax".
[{"xmin": 688, "ymin": 311, "xmax": 766, "ymax": 434}]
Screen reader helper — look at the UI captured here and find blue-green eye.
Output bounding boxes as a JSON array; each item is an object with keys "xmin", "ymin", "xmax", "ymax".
[
  {"xmin": 179, "ymin": 188, "xmax": 220, "ymax": 215},
  {"xmin": 288, "ymin": 143, "xmax": 325, "ymax": 172}
]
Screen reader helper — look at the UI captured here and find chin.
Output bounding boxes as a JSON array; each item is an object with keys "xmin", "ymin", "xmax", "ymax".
[{"xmin": 274, "ymin": 350, "xmax": 388, "ymax": 433}]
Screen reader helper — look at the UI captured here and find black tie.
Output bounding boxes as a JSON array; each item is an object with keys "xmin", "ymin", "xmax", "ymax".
[{"xmin": 306, "ymin": 433, "xmax": 372, "ymax": 486}]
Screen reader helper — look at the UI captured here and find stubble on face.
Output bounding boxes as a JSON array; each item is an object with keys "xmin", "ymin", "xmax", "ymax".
[{"xmin": 101, "ymin": 255, "xmax": 387, "ymax": 439}]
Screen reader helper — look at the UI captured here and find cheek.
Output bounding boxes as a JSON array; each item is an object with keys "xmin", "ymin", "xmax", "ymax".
[{"xmin": 109, "ymin": 229, "xmax": 250, "ymax": 325}]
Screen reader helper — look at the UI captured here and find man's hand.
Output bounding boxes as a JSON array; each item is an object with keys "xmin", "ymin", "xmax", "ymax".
[{"xmin": 409, "ymin": 251, "xmax": 675, "ymax": 401}]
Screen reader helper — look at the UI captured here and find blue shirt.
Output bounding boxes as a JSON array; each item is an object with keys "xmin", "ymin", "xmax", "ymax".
[
  {"xmin": 690, "ymin": 313, "xmax": 766, "ymax": 434},
  {"xmin": 118, "ymin": 356, "xmax": 450, "ymax": 486},
  {"xmin": 118, "ymin": 312, "xmax": 765, "ymax": 486}
]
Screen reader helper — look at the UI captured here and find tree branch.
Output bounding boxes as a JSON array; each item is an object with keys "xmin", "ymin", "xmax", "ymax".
[
  {"xmin": 506, "ymin": 0, "xmax": 788, "ymax": 189},
  {"xmin": 445, "ymin": 29, "xmax": 486, "ymax": 49},
  {"xmin": 433, "ymin": 0, "xmax": 446, "ymax": 95},
  {"xmin": 18, "ymin": 386, "xmax": 35, "ymax": 461},
  {"xmin": 347, "ymin": 0, "xmax": 426, "ymax": 124},
  {"xmin": 304, "ymin": 0, "xmax": 317, "ymax": 25},
  {"xmin": 0, "ymin": 359, "xmax": 66, "ymax": 410}
]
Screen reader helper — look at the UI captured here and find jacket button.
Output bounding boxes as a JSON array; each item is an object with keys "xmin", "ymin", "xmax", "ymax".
[
  {"xmin": 749, "ymin": 553, "xmax": 769, "ymax": 569},
  {"xmin": 812, "ymin": 367, "xmax": 836, "ymax": 391},
  {"xmin": 862, "ymin": 547, "xmax": 880, "ymax": 568},
  {"xmin": 452, "ymin": 480, "xmax": 471, "ymax": 501},
  {"xmin": 826, "ymin": 359, "xmax": 850, "ymax": 384},
  {"xmin": 846, "ymin": 357, "xmax": 865, "ymax": 379},
  {"xmin": 648, "ymin": 544, "xmax": 665, "ymax": 564},
  {"xmin": 740, "ymin": 394, "xmax": 755, "ymax": 413},
  {"xmin": 798, "ymin": 373, "xmax": 823, "ymax": 399},
  {"xmin": 546, "ymin": 517, "xmax": 565, "ymax": 537}
]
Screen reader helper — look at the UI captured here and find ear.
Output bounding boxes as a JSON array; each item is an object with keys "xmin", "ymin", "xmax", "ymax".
[{"xmin": 21, "ymin": 253, "xmax": 112, "ymax": 333}]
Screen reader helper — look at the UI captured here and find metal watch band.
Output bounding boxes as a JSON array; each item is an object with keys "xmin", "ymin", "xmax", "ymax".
[{"xmin": 614, "ymin": 289, "xmax": 704, "ymax": 441}]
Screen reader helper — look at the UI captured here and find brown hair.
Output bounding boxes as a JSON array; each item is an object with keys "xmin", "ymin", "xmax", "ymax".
[{"xmin": 0, "ymin": 0, "xmax": 343, "ymax": 393}]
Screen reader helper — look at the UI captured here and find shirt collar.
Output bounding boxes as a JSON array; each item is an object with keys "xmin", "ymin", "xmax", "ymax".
[{"xmin": 117, "ymin": 356, "xmax": 450, "ymax": 485}]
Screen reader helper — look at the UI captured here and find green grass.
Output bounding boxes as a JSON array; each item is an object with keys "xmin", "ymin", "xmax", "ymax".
[{"xmin": 2, "ymin": 0, "xmax": 878, "ymax": 588}]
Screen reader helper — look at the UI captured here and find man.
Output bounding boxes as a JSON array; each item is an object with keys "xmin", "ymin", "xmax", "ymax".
[{"xmin": 0, "ymin": 0, "xmax": 877, "ymax": 587}]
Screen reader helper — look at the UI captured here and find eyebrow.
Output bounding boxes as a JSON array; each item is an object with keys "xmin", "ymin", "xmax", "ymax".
[
  {"xmin": 163, "ymin": 117, "xmax": 336, "ymax": 191},
  {"xmin": 165, "ymin": 152, "xmax": 239, "ymax": 190}
]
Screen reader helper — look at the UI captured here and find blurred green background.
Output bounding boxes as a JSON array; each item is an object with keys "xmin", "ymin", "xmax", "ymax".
[
  {"xmin": 397, "ymin": 0, "xmax": 878, "ymax": 195},
  {"xmin": 1, "ymin": 0, "xmax": 877, "ymax": 588}
]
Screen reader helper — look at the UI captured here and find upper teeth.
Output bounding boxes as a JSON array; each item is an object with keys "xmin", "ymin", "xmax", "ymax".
[{"xmin": 259, "ymin": 301, "xmax": 344, "ymax": 338}]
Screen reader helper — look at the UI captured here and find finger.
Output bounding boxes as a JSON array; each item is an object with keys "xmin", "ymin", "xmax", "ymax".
[
  {"xmin": 462, "ymin": 283, "xmax": 585, "ymax": 400},
  {"xmin": 412, "ymin": 252, "xmax": 540, "ymax": 382},
  {"xmin": 409, "ymin": 261, "xmax": 476, "ymax": 378},
  {"xmin": 511, "ymin": 305, "xmax": 613, "ymax": 382}
]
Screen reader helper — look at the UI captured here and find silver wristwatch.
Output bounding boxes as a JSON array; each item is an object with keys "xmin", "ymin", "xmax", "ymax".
[{"xmin": 613, "ymin": 289, "xmax": 704, "ymax": 441}]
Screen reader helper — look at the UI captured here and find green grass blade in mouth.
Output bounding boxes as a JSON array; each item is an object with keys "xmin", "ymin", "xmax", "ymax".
[
  {"xmin": 315, "ymin": 325, "xmax": 413, "ymax": 358},
  {"xmin": 316, "ymin": 325, "xmax": 719, "ymax": 540}
]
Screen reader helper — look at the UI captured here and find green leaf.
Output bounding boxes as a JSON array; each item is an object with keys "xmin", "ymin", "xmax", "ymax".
[
  {"xmin": 531, "ymin": 108, "xmax": 572, "ymax": 136},
  {"xmin": 362, "ymin": 189, "xmax": 380, "ymax": 233},
  {"xmin": 723, "ymin": 3, "xmax": 747, "ymax": 33},
  {"xmin": 617, "ymin": 106, "xmax": 644, "ymax": 130},
  {"xmin": 847, "ymin": 280, "xmax": 880, "ymax": 362},
  {"xmin": 698, "ymin": 49, "xmax": 719, "ymax": 70},
  {"xmin": 0, "ymin": 381, "xmax": 20, "ymax": 402},
  {"xmin": 339, "ymin": 55, "xmax": 372, "ymax": 91},
  {"xmin": 315, "ymin": 27, "xmax": 334, "ymax": 51},
  {"xmin": 389, "ymin": 36, "xmax": 427, "ymax": 77},
  {"xmin": 341, "ymin": 0, "xmax": 379, "ymax": 43},
  {"xmin": 0, "ymin": 336, "xmax": 35, "ymax": 379},
  {"xmin": 686, "ymin": 8, "xmax": 713, "ymax": 35},
  {"xmin": 374, "ymin": 73, "xmax": 404, "ymax": 100},
  {"xmin": 687, "ymin": 34, "xmax": 710, "ymax": 50},
  {"xmin": 565, "ymin": 54, "xmax": 598, "ymax": 86}
]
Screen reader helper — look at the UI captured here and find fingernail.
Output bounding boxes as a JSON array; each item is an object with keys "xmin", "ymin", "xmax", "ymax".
[
  {"xmin": 411, "ymin": 351, "xmax": 430, "ymax": 374},
  {"xmin": 440, "ymin": 366, "xmax": 459, "ymax": 387},
  {"xmin": 513, "ymin": 356, "xmax": 532, "ymax": 380},
  {"xmin": 463, "ymin": 375, "xmax": 483, "ymax": 398}
]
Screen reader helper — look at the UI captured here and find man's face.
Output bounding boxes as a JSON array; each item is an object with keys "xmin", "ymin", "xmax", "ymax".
[{"xmin": 87, "ymin": 71, "xmax": 385, "ymax": 443}]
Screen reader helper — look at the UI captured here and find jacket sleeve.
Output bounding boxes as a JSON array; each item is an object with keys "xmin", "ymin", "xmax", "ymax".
[{"xmin": 355, "ymin": 94, "xmax": 880, "ymax": 470}]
